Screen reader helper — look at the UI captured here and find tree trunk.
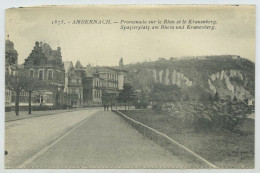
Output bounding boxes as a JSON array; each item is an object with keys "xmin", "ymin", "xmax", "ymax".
[
  {"xmin": 125, "ymin": 103, "xmax": 127, "ymax": 110},
  {"xmin": 52, "ymin": 88, "xmax": 59, "ymax": 108},
  {"xmin": 128, "ymin": 102, "xmax": 130, "ymax": 110},
  {"xmin": 28, "ymin": 91, "xmax": 32, "ymax": 114},
  {"xmin": 15, "ymin": 91, "xmax": 20, "ymax": 116}
]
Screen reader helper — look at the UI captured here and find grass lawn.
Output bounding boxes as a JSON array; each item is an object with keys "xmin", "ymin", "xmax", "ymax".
[{"xmin": 120, "ymin": 109, "xmax": 254, "ymax": 168}]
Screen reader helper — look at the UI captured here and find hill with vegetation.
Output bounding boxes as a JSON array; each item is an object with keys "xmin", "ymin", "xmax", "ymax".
[{"xmin": 124, "ymin": 55, "xmax": 254, "ymax": 101}]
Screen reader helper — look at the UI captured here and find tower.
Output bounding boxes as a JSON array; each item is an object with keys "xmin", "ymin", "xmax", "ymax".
[{"xmin": 119, "ymin": 57, "xmax": 123, "ymax": 70}]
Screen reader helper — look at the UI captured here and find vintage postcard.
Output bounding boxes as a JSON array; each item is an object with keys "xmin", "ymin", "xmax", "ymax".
[{"xmin": 4, "ymin": 5, "xmax": 255, "ymax": 169}]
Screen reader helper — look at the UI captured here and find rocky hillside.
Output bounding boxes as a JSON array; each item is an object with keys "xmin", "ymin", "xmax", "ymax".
[{"xmin": 124, "ymin": 55, "xmax": 254, "ymax": 100}]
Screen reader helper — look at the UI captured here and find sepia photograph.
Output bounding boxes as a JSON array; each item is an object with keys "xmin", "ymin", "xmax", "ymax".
[{"xmin": 4, "ymin": 5, "xmax": 255, "ymax": 169}]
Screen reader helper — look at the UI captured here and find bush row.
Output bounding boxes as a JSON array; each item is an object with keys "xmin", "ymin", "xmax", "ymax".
[{"xmin": 152, "ymin": 100, "xmax": 253, "ymax": 132}]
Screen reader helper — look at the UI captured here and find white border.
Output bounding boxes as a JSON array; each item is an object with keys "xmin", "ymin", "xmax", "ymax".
[{"xmin": 0, "ymin": 1, "xmax": 259, "ymax": 173}]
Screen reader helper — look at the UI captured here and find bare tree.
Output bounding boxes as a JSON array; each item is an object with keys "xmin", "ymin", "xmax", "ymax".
[
  {"xmin": 5, "ymin": 74, "xmax": 27, "ymax": 116},
  {"xmin": 46, "ymin": 83, "xmax": 63, "ymax": 108},
  {"xmin": 23, "ymin": 77, "xmax": 47, "ymax": 114}
]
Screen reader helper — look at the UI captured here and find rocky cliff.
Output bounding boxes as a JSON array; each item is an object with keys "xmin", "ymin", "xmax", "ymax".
[
  {"xmin": 147, "ymin": 69, "xmax": 193, "ymax": 87},
  {"xmin": 208, "ymin": 69, "xmax": 252, "ymax": 100},
  {"xmin": 124, "ymin": 55, "xmax": 254, "ymax": 100}
]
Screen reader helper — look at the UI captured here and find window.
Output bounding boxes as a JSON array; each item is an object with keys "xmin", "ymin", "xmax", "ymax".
[
  {"xmin": 57, "ymin": 70, "xmax": 61, "ymax": 81},
  {"xmin": 29, "ymin": 69, "xmax": 34, "ymax": 77},
  {"xmin": 38, "ymin": 70, "xmax": 44, "ymax": 80},
  {"xmin": 48, "ymin": 70, "xmax": 53, "ymax": 80}
]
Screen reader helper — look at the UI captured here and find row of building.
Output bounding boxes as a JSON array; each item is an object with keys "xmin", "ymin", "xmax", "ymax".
[{"xmin": 5, "ymin": 38, "xmax": 128, "ymax": 109}]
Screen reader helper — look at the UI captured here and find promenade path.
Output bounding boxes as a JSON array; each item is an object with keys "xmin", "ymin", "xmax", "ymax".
[
  {"xmin": 25, "ymin": 111, "xmax": 194, "ymax": 168},
  {"xmin": 5, "ymin": 109, "xmax": 80, "ymax": 122},
  {"xmin": 5, "ymin": 108, "xmax": 100, "ymax": 168}
]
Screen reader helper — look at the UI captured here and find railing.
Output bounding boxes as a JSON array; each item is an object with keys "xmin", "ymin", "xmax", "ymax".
[{"xmin": 113, "ymin": 110, "xmax": 218, "ymax": 169}]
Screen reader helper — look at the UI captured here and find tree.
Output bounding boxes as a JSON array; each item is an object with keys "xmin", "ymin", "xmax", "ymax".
[
  {"xmin": 149, "ymin": 83, "xmax": 180, "ymax": 103},
  {"xmin": 134, "ymin": 88, "xmax": 149, "ymax": 109},
  {"xmin": 225, "ymin": 95, "xmax": 232, "ymax": 101},
  {"xmin": 46, "ymin": 83, "xmax": 63, "ymax": 108},
  {"xmin": 183, "ymin": 94, "xmax": 190, "ymax": 102},
  {"xmin": 6, "ymin": 74, "xmax": 27, "ymax": 116},
  {"xmin": 198, "ymin": 91, "xmax": 214, "ymax": 102},
  {"xmin": 102, "ymin": 91, "xmax": 115, "ymax": 108},
  {"xmin": 118, "ymin": 83, "xmax": 137, "ymax": 110},
  {"xmin": 23, "ymin": 77, "xmax": 46, "ymax": 114},
  {"xmin": 213, "ymin": 92, "xmax": 220, "ymax": 102}
]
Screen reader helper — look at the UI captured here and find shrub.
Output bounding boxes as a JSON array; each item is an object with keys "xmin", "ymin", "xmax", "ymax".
[
  {"xmin": 160, "ymin": 100, "xmax": 250, "ymax": 132},
  {"xmin": 134, "ymin": 101, "xmax": 148, "ymax": 109},
  {"xmin": 193, "ymin": 101, "xmax": 249, "ymax": 132},
  {"xmin": 152, "ymin": 103, "xmax": 162, "ymax": 112},
  {"xmin": 32, "ymin": 105, "xmax": 52, "ymax": 111},
  {"xmin": 134, "ymin": 103, "xmax": 141, "ymax": 109},
  {"xmin": 62, "ymin": 104, "xmax": 68, "ymax": 109}
]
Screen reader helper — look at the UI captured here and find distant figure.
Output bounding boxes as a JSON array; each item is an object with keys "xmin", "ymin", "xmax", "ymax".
[
  {"xmin": 106, "ymin": 105, "xmax": 109, "ymax": 111},
  {"xmin": 104, "ymin": 104, "xmax": 106, "ymax": 111},
  {"xmin": 5, "ymin": 151, "xmax": 8, "ymax": 155}
]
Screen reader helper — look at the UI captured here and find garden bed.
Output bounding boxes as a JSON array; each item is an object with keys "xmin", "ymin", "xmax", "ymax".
[{"xmin": 120, "ymin": 109, "xmax": 254, "ymax": 168}]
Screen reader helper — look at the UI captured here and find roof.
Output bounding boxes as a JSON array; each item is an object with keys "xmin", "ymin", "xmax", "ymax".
[
  {"xmin": 41, "ymin": 43, "xmax": 61, "ymax": 61},
  {"xmin": 5, "ymin": 39, "xmax": 17, "ymax": 54},
  {"xmin": 75, "ymin": 61, "xmax": 83, "ymax": 69},
  {"xmin": 97, "ymin": 66, "xmax": 127, "ymax": 73},
  {"xmin": 41, "ymin": 43, "xmax": 52, "ymax": 58},
  {"xmin": 63, "ymin": 61, "xmax": 73, "ymax": 73}
]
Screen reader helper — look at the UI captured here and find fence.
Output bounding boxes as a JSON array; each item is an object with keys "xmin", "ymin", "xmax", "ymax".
[{"xmin": 113, "ymin": 110, "xmax": 218, "ymax": 168}]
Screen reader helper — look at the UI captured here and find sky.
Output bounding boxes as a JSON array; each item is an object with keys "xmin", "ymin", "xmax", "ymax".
[{"xmin": 5, "ymin": 5, "xmax": 255, "ymax": 67}]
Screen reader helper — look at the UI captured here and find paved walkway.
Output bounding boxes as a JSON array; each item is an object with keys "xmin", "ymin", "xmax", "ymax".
[
  {"xmin": 5, "ymin": 109, "xmax": 81, "ymax": 122},
  {"xmin": 26, "ymin": 111, "xmax": 192, "ymax": 168},
  {"xmin": 5, "ymin": 108, "xmax": 100, "ymax": 168}
]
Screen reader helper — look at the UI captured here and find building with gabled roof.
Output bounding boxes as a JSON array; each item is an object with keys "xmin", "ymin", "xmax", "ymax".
[
  {"xmin": 64, "ymin": 61, "xmax": 83, "ymax": 107},
  {"xmin": 75, "ymin": 61, "xmax": 83, "ymax": 69},
  {"xmin": 22, "ymin": 41, "xmax": 65, "ymax": 107},
  {"xmin": 82, "ymin": 65, "xmax": 103, "ymax": 106}
]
